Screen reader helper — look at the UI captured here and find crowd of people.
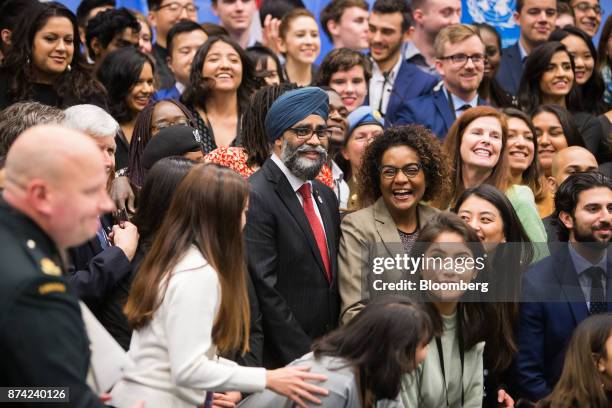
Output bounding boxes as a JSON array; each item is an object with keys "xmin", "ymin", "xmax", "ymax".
[{"xmin": 1, "ymin": 0, "xmax": 612, "ymax": 407}]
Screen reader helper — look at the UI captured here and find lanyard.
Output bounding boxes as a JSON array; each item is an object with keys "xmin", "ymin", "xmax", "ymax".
[{"xmin": 435, "ymin": 315, "xmax": 465, "ymax": 407}]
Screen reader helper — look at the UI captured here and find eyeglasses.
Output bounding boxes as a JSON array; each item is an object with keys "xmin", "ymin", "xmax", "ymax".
[
  {"xmin": 287, "ymin": 126, "xmax": 332, "ymax": 140},
  {"xmin": 151, "ymin": 118, "xmax": 191, "ymax": 133},
  {"xmin": 156, "ymin": 2, "xmax": 199, "ymax": 15},
  {"xmin": 573, "ymin": 2, "xmax": 603, "ymax": 15},
  {"xmin": 439, "ymin": 53, "xmax": 486, "ymax": 66},
  {"xmin": 379, "ymin": 163, "xmax": 422, "ymax": 179}
]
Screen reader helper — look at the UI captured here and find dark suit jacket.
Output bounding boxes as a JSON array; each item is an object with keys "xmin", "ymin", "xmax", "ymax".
[
  {"xmin": 65, "ymin": 214, "xmax": 132, "ymax": 310},
  {"xmin": 496, "ymin": 42, "xmax": 523, "ymax": 96},
  {"xmin": 515, "ymin": 245, "xmax": 612, "ymax": 402},
  {"xmin": 393, "ymin": 88, "xmax": 487, "ymax": 139},
  {"xmin": 364, "ymin": 59, "xmax": 438, "ymax": 126},
  {"xmin": 245, "ymin": 159, "xmax": 341, "ymax": 368}
]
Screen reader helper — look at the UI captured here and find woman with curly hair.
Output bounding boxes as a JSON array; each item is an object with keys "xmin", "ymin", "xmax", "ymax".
[
  {"xmin": 0, "ymin": 2, "xmax": 106, "ymax": 109},
  {"xmin": 338, "ymin": 124, "xmax": 448, "ymax": 324}
]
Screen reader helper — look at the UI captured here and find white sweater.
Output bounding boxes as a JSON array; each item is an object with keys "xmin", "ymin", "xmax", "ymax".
[{"xmin": 110, "ymin": 245, "xmax": 266, "ymax": 408}]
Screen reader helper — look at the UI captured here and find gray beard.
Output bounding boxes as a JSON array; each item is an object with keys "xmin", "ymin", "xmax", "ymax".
[{"xmin": 280, "ymin": 139, "xmax": 328, "ymax": 181}]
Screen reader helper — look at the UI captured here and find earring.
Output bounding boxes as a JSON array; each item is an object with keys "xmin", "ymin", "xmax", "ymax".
[
  {"xmin": 26, "ymin": 57, "xmax": 30, "ymax": 65},
  {"xmin": 66, "ymin": 64, "xmax": 71, "ymax": 72}
]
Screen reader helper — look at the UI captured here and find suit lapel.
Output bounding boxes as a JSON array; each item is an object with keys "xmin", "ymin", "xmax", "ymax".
[
  {"xmin": 386, "ymin": 60, "xmax": 409, "ymax": 117},
  {"xmin": 313, "ymin": 185, "xmax": 336, "ymax": 281},
  {"xmin": 554, "ymin": 247, "xmax": 589, "ymax": 324},
  {"xmin": 510, "ymin": 44, "xmax": 523, "ymax": 91},
  {"xmin": 433, "ymin": 90, "xmax": 455, "ymax": 132},
  {"xmin": 267, "ymin": 161, "xmax": 328, "ymax": 281},
  {"xmin": 373, "ymin": 198, "xmax": 402, "ymax": 257}
]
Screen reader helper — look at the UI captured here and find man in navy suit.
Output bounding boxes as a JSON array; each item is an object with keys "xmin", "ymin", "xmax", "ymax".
[
  {"xmin": 366, "ymin": 0, "xmax": 439, "ymax": 126},
  {"xmin": 151, "ymin": 20, "xmax": 207, "ymax": 103},
  {"xmin": 245, "ymin": 87, "xmax": 340, "ymax": 368},
  {"xmin": 515, "ymin": 172, "xmax": 612, "ymax": 403},
  {"xmin": 394, "ymin": 24, "xmax": 486, "ymax": 139},
  {"xmin": 496, "ymin": 0, "xmax": 557, "ymax": 96}
]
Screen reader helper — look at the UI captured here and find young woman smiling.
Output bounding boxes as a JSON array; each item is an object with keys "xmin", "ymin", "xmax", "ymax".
[
  {"xmin": 437, "ymin": 106, "xmax": 548, "ymax": 256},
  {"xmin": 0, "ymin": 2, "xmax": 106, "ymax": 109},
  {"xmin": 182, "ymin": 35, "xmax": 256, "ymax": 153},
  {"xmin": 502, "ymin": 108, "xmax": 549, "ymax": 217},
  {"xmin": 97, "ymin": 47, "xmax": 156, "ymax": 166},
  {"xmin": 277, "ymin": 9, "xmax": 320, "ymax": 86}
]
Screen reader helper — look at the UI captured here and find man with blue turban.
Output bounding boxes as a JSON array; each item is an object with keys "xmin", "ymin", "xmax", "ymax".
[{"xmin": 245, "ymin": 87, "xmax": 342, "ymax": 368}]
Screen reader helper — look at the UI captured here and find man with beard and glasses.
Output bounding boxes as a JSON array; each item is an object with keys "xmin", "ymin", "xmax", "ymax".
[
  {"xmin": 515, "ymin": 171, "xmax": 612, "ymax": 403},
  {"xmin": 244, "ymin": 87, "xmax": 341, "ymax": 369}
]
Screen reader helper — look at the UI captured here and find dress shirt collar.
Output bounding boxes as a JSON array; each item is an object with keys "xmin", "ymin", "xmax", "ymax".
[
  {"xmin": 518, "ymin": 40, "xmax": 529, "ymax": 62},
  {"xmin": 404, "ymin": 41, "xmax": 422, "ymax": 61},
  {"xmin": 371, "ymin": 54, "xmax": 403, "ymax": 82},
  {"xmin": 331, "ymin": 160, "xmax": 344, "ymax": 182},
  {"xmin": 445, "ymin": 87, "xmax": 479, "ymax": 114},
  {"xmin": 175, "ymin": 82, "xmax": 186, "ymax": 94},
  {"xmin": 271, "ymin": 153, "xmax": 310, "ymax": 193},
  {"xmin": 568, "ymin": 242, "xmax": 608, "ymax": 275}
]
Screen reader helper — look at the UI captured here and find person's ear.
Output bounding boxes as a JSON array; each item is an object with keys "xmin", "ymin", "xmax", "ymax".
[
  {"xmin": 547, "ymin": 176, "xmax": 558, "ymax": 195},
  {"xmin": 595, "ymin": 353, "xmax": 607, "ymax": 373},
  {"xmin": 27, "ymin": 180, "xmax": 53, "ymax": 217},
  {"xmin": 276, "ymin": 37, "xmax": 287, "ymax": 54},
  {"xmin": 167, "ymin": 55, "xmax": 175, "ymax": 74},
  {"xmin": 559, "ymin": 210, "xmax": 574, "ymax": 231},
  {"xmin": 513, "ymin": 11, "xmax": 520, "ymax": 25},
  {"xmin": 148, "ymin": 11, "xmax": 157, "ymax": 29},
  {"xmin": 327, "ymin": 20, "xmax": 340, "ymax": 39},
  {"xmin": 90, "ymin": 37, "xmax": 102, "ymax": 58},
  {"xmin": 211, "ymin": 2, "xmax": 219, "ymax": 17},
  {"xmin": 412, "ymin": 9, "xmax": 424, "ymax": 26},
  {"xmin": 1, "ymin": 28, "xmax": 12, "ymax": 47},
  {"xmin": 341, "ymin": 146, "xmax": 349, "ymax": 161},
  {"xmin": 435, "ymin": 59, "xmax": 444, "ymax": 77},
  {"xmin": 273, "ymin": 138, "xmax": 283, "ymax": 154}
]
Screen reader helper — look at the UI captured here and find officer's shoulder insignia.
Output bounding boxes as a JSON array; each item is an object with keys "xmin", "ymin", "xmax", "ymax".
[
  {"xmin": 40, "ymin": 258, "xmax": 61, "ymax": 276},
  {"xmin": 38, "ymin": 282, "xmax": 66, "ymax": 295}
]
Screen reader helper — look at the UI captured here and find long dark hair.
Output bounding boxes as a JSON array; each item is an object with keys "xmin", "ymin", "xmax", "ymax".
[
  {"xmin": 182, "ymin": 35, "xmax": 256, "ymax": 115},
  {"xmin": 240, "ymin": 82, "xmax": 298, "ymax": 168},
  {"xmin": 519, "ymin": 42, "xmax": 583, "ymax": 113},
  {"xmin": 411, "ymin": 212, "xmax": 491, "ymax": 350},
  {"xmin": 312, "ymin": 297, "xmax": 433, "ymax": 408},
  {"xmin": 473, "ymin": 23, "xmax": 516, "ymax": 108},
  {"xmin": 531, "ymin": 104, "xmax": 586, "ymax": 148},
  {"xmin": 246, "ymin": 44, "xmax": 285, "ymax": 88},
  {"xmin": 131, "ymin": 156, "xmax": 195, "ymax": 245},
  {"xmin": 537, "ymin": 313, "xmax": 612, "ymax": 408},
  {"xmin": 0, "ymin": 1, "xmax": 105, "ymax": 107},
  {"xmin": 453, "ymin": 184, "xmax": 533, "ymax": 373},
  {"xmin": 501, "ymin": 107, "xmax": 546, "ymax": 202},
  {"xmin": 549, "ymin": 27, "xmax": 608, "ymax": 115},
  {"xmin": 125, "ymin": 164, "xmax": 251, "ymax": 354},
  {"xmin": 97, "ymin": 47, "xmax": 156, "ymax": 124},
  {"xmin": 128, "ymin": 99, "xmax": 195, "ymax": 188}
]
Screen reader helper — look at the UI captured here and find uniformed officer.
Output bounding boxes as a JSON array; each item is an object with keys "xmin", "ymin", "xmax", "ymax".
[{"xmin": 0, "ymin": 125, "xmax": 114, "ymax": 407}]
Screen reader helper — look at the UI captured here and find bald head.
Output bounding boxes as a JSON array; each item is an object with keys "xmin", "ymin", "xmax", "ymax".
[
  {"xmin": 3, "ymin": 125, "xmax": 113, "ymax": 249},
  {"xmin": 548, "ymin": 146, "xmax": 598, "ymax": 194}
]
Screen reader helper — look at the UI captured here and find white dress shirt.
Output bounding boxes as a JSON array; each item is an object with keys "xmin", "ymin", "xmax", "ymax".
[
  {"xmin": 110, "ymin": 245, "xmax": 266, "ymax": 408},
  {"xmin": 369, "ymin": 56, "xmax": 403, "ymax": 115}
]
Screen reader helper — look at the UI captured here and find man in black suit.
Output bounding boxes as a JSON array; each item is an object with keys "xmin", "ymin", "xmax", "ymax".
[
  {"xmin": 496, "ymin": 0, "xmax": 557, "ymax": 96},
  {"xmin": 515, "ymin": 172, "xmax": 612, "ymax": 402},
  {"xmin": 245, "ymin": 87, "xmax": 341, "ymax": 368},
  {"xmin": 63, "ymin": 105, "xmax": 139, "ymax": 313}
]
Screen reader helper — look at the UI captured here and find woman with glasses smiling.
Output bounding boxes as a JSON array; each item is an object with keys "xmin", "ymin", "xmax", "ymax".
[{"xmin": 338, "ymin": 125, "xmax": 448, "ymax": 324}]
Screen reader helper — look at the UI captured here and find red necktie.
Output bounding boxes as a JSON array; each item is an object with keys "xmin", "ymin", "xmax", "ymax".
[{"xmin": 298, "ymin": 183, "xmax": 331, "ymax": 283}]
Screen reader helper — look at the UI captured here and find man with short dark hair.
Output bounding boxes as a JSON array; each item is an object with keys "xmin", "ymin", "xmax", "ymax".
[
  {"xmin": 367, "ymin": 0, "xmax": 439, "ymax": 125},
  {"xmin": 320, "ymin": 0, "xmax": 370, "ymax": 51},
  {"xmin": 86, "ymin": 7, "xmax": 140, "ymax": 68},
  {"xmin": 496, "ymin": 0, "xmax": 557, "ymax": 96},
  {"xmin": 147, "ymin": 0, "xmax": 199, "ymax": 88},
  {"xmin": 212, "ymin": 0, "xmax": 258, "ymax": 49},
  {"xmin": 516, "ymin": 171, "xmax": 612, "ymax": 402},
  {"xmin": 570, "ymin": 0, "xmax": 602, "ymax": 37},
  {"xmin": 77, "ymin": 0, "xmax": 116, "ymax": 53},
  {"xmin": 407, "ymin": 0, "xmax": 462, "ymax": 75},
  {"xmin": 152, "ymin": 20, "xmax": 208, "ymax": 102},
  {"xmin": 395, "ymin": 24, "xmax": 487, "ymax": 138},
  {"xmin": 245, "ymin": 87, "xmax": 341, "ymax": 368}
]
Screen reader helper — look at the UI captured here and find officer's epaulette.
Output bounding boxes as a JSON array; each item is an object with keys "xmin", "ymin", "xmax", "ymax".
[{"xmin": 21, "ymin": 238, "xmax": 64, "ymax": 278}]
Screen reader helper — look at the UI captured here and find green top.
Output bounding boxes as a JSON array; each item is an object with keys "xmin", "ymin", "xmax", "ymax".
[{"xmin": 505, "ymin": 184, "xmax": 550, "ymax": 262}]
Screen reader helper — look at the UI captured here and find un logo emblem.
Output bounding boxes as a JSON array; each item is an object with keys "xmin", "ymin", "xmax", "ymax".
[{"xmin": 467, "ymin": 0, "xmax": 517, "ymax": 28}]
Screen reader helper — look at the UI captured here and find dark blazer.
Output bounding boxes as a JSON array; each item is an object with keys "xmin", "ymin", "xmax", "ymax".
[
  {"xmin": 514, "ymin": 245, "xmax": 612, "ymax": 402},
  {"xmin": 364, "ymin": 59, "xmax": 439, "ymax": 126},
  {"xmin": 65, "ymin": 214, "xmax": 132, "ymax": 310},
  {"xmin": 245, "ymin": 159, "xmax": 341, "ymax": 369},
  {"xmin": 393, "ymin": 88, "xmax": 487, "ymax": 139},
  {"xmin": 496, "ymin": 42, "xmax": 523, "ymax": 96}
]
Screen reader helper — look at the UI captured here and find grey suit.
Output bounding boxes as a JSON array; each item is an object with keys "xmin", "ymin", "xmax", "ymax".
[{"xmin": 338, "ymin": 198, "xmax": 438, "ymax": 324}]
